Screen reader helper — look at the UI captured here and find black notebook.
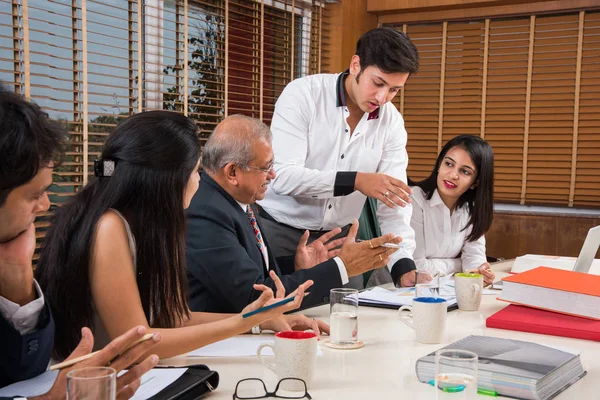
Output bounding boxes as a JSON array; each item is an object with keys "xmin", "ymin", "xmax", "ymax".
[
  {"xmin": 149, "ymin": 365, "xmax": 219, "ymax": 400},
  {"xmin": 415, "ymin": 335, "xmax": 586, "ymax": 400}
]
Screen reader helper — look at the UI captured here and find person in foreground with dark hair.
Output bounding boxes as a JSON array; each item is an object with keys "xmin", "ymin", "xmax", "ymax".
[
  {"xmin": 36, "ymin": 110, "xmax": 318, "ymax": 362},
  {"xmin": 257, "ymin": 27, "xmax": 421, "ymax": 289},
  {"xmin": 0, "ymin": 88, "xmax": 160, "ymax": 398},
  {"xmin": 409, "ymin": 135, "xmax": 496, "ymax": 286}
]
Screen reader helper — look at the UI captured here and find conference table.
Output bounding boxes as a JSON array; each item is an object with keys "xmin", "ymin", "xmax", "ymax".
[{"xmin": 161, "ymin": 261, "xmax": 598, "ymax": 399}]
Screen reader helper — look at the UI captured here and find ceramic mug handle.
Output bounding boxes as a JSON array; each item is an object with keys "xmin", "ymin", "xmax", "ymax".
[
  {"xmin": 398, "ymin": 305, "xmax": 414, "ymax": 329},
  {"xmin": 257, "ymin": 343, "xmax": 277, "ymax": 373}
]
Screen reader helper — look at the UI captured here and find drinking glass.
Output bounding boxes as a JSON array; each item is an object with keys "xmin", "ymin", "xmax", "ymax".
[
  {"xmin": 415, "ymin": 270, "xmax": 440, "ymax": 298},
  {"xmin": 67, "ymin": 367, "xmax": 116, "ymax": 400},
  {"xmin": 329, "ymin": 288, "xmax": 358, "ymax": 345},
  {"xmin": 434, "ymin": 349, "xmax": 478, "ymax": 400}
]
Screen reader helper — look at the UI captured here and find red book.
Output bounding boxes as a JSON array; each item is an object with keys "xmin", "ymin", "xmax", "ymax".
[{"xmin": 486, "ymin": 304, "xmax": 600, "ymax": 342}]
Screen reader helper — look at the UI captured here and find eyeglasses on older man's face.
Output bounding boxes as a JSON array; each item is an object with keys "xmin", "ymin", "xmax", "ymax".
[{"xmin": 244, "ymin": 160, "xmax": 275, "ymax": 175}]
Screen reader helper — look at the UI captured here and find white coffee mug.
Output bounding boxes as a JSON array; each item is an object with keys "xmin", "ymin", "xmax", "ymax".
[
  {"xmin": 398, "ymin": 297, "xmax": 447, "ymax": 344},
  {"xmin": 257, "ymin": 331, "xmax": 317, "ymax": 390},
  {"xmin": 454, "ymin": 272, "xmax": 483, "ymax": 311}
]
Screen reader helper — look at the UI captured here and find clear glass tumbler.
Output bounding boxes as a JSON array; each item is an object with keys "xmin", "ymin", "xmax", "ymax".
[
  {"xmin": 329, "ymin": 288, "xmax": 358, "ymax": 345},
  {"xmin": 67, "ymin": 366, "xmax": 116, "ymax": 400},
  {"xmin": 434, "ymin": 349, "xmax": 478, "ymax": 400}
]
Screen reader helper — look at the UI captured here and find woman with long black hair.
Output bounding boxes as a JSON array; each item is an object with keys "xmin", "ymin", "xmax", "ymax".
[
  {"xmin": 409, "ymin": 135, "xmax": 496, "ymax": 286},
  {"xmin": 37, "ymin": 111, "xmax": 320, "ymax": 360}
]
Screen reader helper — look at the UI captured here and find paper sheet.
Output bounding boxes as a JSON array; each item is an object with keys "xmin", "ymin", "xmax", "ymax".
[
  {"xmin": 0, "ymin": 368, "xmax": 186, "ymax": 398},
  {"xmin": 129, "ymin": 368, "xmax": 187, "ymax": 400},
  {"xmin": 187, "ymin": 335, "xmax": 323, "ymax": 357},
  {"xmin": 358, "ymin": 286, "xmax": 458, "ymax": 307},
  {"xmin": 0, "ymin": 370, "xmax": 58, "ymax": 397}
]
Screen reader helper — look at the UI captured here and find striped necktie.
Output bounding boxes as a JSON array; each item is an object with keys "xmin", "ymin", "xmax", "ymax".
[{"xmin": 246, "ymin": 205, "xmax": 268, "ymax": 268}]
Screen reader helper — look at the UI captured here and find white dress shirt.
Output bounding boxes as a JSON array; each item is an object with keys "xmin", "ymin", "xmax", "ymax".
[
  {"xmin": 259, "ymin": 72, "xmax": 416, "ymax": 271},
  {"xmin": 0, "ymin": 279, "xmax": 45, "ymax": 335},
  {"xmin": 410, "ymin": 186, "xmax": 487, "ymax": 276}
]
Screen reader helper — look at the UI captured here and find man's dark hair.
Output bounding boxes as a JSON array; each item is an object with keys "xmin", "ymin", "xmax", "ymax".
[
  {"xmin": 355, "ymin": 27, "xmax": 419, "ymax": 75},
  {"xmin": 0, "ymin": 86, "xmax": 65, "ymax": 206}
]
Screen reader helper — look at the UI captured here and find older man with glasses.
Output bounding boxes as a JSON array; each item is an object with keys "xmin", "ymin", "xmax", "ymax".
[{"xmin": 184, "ymin": 114, "xmax": 401, "ymax": 316}]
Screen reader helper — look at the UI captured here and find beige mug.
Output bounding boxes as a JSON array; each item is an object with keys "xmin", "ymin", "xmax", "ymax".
[
  {"xmin": 398, "ymin": 297, "xmax": 447, "ymax": 344},
  {"xmin": 257, "ymin": 331, "xmax": 317, "ymax": 390},
  {"xmin": 455, "ymin": 272, "xmax": 483, "ymax": 311}
]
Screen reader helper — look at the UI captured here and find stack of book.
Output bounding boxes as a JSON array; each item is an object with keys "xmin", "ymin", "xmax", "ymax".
[
  {"xmin": 487, "ymin": 266, "xmax": 600, "ymax": 341},
  {"xmin": 415, "ymin": 335, "xmax": 586, "ymax": 400}
]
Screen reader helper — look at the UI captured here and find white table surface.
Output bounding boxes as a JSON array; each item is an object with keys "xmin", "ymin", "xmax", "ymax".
[{"xmin": 160, "ymin": 261, "xmax": 599, "ymax": 399}]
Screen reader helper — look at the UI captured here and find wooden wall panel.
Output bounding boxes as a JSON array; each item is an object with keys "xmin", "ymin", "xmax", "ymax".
[{"xmin": 486, "ymin": 212, "xmax": 600, "ymax": 259}]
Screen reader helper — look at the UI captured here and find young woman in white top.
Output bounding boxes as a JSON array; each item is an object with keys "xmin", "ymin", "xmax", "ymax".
[
  {"xmin": 410, "ymin": 135, "xmax": 495, "ymax": 286},
  {"xmin": 36, "ymin": 111, "xmax": 323, "ymax": 360}
]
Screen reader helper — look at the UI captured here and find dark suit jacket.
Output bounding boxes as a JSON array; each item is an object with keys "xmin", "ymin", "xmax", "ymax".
[
  {"xmin": 0, "ymin": 301, "xmax": 54, "ymax": 389},
  {"xmin": 185, "ymin": 172, "xmax": 343, "ymax": 313}
]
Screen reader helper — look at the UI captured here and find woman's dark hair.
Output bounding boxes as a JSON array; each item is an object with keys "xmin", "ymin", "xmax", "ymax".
[
  {"xmin": 36, "ymin": 110, "xmax": 200, "ymax": 360},
  {"xmin": 0, "ymin": 87, "xmax": 64, "ymax": 206},
  {"xmin": 356, "ymin": 27, "xmax": 419, "ymax": 75},
  {"xmin": 410, "ymin": 135, "xmax": 494, "ymax": 242}
]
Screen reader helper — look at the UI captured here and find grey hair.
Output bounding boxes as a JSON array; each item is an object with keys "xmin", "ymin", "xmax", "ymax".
[{"xmin": 202, "ymin": 114, "xmax": 272, "ymax": 173}]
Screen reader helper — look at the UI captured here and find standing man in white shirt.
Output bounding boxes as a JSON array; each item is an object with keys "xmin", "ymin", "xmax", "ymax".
[{"xmin": 258, "ymin": 27, "xmax": 420, "ymax": 288}]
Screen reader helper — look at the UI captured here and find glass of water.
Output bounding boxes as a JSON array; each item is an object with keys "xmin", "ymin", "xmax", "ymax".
[
  {"xmin": 434, "ymin": 349, "xmax": 478, "ymax": 400},
  {"xmin": 415, "ymin": 270, "xmax": 440, "ymax": 298},
  {"xmin": 329, "ymin": 288, "xmax": 358, "ymax": 345},
  {"xmin": 67, "ymin": 367, "xmax": 116, "ymax": 400}
]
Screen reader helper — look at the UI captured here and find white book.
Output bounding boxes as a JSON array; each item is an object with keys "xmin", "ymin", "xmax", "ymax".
[{"xmin": 511, "ymin": 254, "xmax": 600, "ymax": 274}]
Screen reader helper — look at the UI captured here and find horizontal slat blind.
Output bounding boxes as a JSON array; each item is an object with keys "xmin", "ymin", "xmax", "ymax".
[
  {"xmin": 400, "ymin": 23, "xmax": 444, "ymax": 182},
  {"xmin": 86, "ymin": 0, "xmax": 138, "ymax": 176},
  {"xmin": 0, "ymin": 1, "xmax": 17, "ymax": 91},
  {"xmin": 485, "ymin": 17, "xmax": 529, "ymax": 202},
  {"xmin": 390, "ymin": 10, "xmax": 600, "ymax": 208},
  {"xmin": 262, "ymin": 0, "xmax": 292, "ymax": 124},
  {"xmin": 443, "ymin": 21, "xmax": 485, "ymax": 144},
  {"xmin": 228, "ymin": 0, "xmax": 260, "ymax": 118},
  {"xmin": 2, "ymin": 0, "xmax": 330, "ymax": 262},
  {"xmin": 185, "ymin": 0, "xmax": 225, "ymax": 135},
  {"xmin": 526, "ymin": 14, "xmax": 579, "ymax": 205},
  {"xmin": 576, "ymin": 11, "xmax": 600, "ymax": 207}
]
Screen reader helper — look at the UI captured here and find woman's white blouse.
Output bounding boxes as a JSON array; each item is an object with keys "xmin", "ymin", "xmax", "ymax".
[{"xmin": 410, "ymin": 186, "xmax": 487, "ymax": 276}]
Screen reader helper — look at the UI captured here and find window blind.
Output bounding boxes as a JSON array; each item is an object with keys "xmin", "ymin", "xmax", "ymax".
[{"xmin": 389, "ymin": 10, "xmax": 600, "ymax": 208}]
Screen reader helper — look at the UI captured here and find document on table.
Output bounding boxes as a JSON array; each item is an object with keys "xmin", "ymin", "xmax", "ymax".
[
  {"xmin": 0, "ymin": 368, "xmax": 186, "ymax": 398},
  {"xmin": 358, "ymin": 286, "xmax": 457, "ymax": 307},
  {"xmin": 0, "ymin": 370, "xmax": 58, "ymax": 397},
  {"xmin": 129, "ymin": 368, "xmax": 187, "ymax": 400},
  {"xmin": 187, "ymin": 335, "xmax": 323, "ymax": 357}
]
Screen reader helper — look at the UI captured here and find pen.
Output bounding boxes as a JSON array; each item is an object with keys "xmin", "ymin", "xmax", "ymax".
[{"xmin": 242, "ymin": 296, "xmax": 296, "ymax": 318}]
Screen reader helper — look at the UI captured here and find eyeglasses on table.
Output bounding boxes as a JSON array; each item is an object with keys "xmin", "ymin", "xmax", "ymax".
[{"xmin": 233, "ymin": 378, "xmax": 312, "ymax": 400}]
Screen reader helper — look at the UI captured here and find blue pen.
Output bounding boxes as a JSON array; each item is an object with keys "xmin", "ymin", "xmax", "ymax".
[{"xmin": 242, "ymin": 296, "xmax": 295, "ymax": 318}]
